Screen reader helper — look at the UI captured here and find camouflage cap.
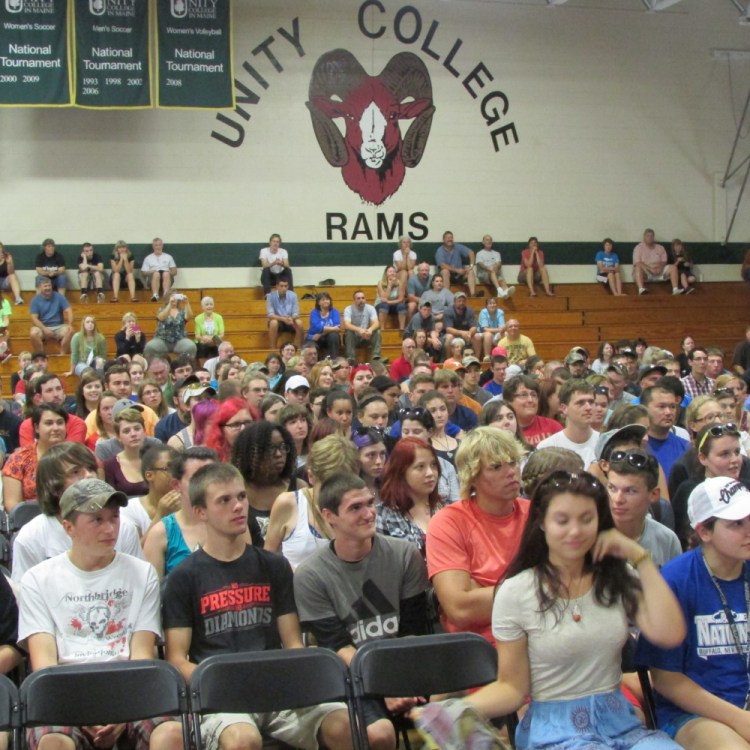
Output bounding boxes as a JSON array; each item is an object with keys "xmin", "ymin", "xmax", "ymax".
[{"xmin": 60, "ymin": 478, "xmax": 128, "ymax": 519}]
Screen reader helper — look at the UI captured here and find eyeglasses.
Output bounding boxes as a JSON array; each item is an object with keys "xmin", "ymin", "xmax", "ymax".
[
  {"xmin": 714, "ymin": 388, "xmax": 737, "ymax": 399},
  {"xmin": 354, "ymin": 425, "xmax": 385, "ymax": 437},
  {"xmin": 149, "ymin": 466, "xmax": 171, "ymax": 474},
  {"xmin": 268, "ymin": 443, "xmax": 290, "ymax": 455},
  {"xmin": 399, "ymin": 407, "xmax": 426, "ymax": 420},
  {"xmin": 594, "ymin": 386, "xmax": 610, "ymax": 397},
  {"xmin": 608, "ymin": 450, "xmax": 655, "ymax": 471},
  {"xmin": 223, "ymin": 420, "xmax": 253, "ymax": 431},
  {"xmin": 698, "ymin": 423, "xmax": 739, "ymax": 452},
  {"xmin": 540, "ymin": 470, "xmax": 603, "ymax": 491}
]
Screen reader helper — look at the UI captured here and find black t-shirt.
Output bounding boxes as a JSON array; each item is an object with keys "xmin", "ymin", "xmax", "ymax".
[
  {"xmin": 35, "ymin": 251, "xmax": 65, "ymax": 272},
  {"xmin": 77, "ymin": 253, "xmax": 104, "ymax": 269},
  {"xmin": 0, "ymin": 408, "xmax": 21, "ymax": 453},
  {"xmin": 162, "ymin": 545, "xmax": 296, "ymax": 664}
]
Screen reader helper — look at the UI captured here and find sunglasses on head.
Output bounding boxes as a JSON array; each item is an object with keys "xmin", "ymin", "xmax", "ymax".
[
  {"xmin": 698, "ymin": 422, "xmax": 739, "ymax": 453},
  {"xmin": 540, "ymin": 470, "xmax": 603, "ymax": 491},
  {"xmin": 399, "ymin": 407, "xmax": 427, "ymax": 421},
  {"xmin": 714, "ymin": 388, "xmax": 737, "ymax": 399},
  {"xmin": 608, "ymin": 449, "xmax": 655, "ymax": 471},
  {"xmin": 594, "ymin": 385, "xmax": 610, "ymax": 397}
]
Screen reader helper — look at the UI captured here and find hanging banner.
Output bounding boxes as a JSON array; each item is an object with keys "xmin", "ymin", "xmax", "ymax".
[
  {"xmin": 155, "ymin": 0, "xmax": 234, "ymax": 109},
  {"xmin": 0, "ymin": 0, "xmax": 71, "ymax": 106},
  {"xmin": 72, "ymin": 0, "xmax": 150, "ymax": 108}
]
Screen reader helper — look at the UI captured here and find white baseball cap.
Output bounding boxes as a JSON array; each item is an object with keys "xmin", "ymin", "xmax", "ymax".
[
  {"xmin": 688, "ymin": 477, "xmax": 750, "ymax": 528},
  {"xmin": 285, "ymin": 375, "xmax": 310, "ymax": 392}
]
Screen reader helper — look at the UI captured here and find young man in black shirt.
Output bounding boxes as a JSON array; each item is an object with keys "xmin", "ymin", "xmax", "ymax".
[{"xmin": 163, "ymin": 463, "xmax": 351, "ymax": 750}]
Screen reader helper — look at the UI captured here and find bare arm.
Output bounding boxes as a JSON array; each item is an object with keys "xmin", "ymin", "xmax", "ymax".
[
  {"xmin": 277, "ymin": 612, "xmax": 305, "ymax": 649},
  {"xmin": 64, "ymin": 306, "xmax": 74, "ymax": 327},
  {"xmin": 165, "ymin": 627, "xmax": 196, "ymax": 681},
  {"xmin": 431, "ymin": 569, "xmax": 494, "ymax": 630},
  {"xmin": 27, "ymin": 632, "xmax": 59, "ymax": 671},
  {"xmin": 142, "ymin": 520, "xmax": 167, "ymax": 578},
  {"xmin": 2, "ymin": 476, "xmax": 23, "ymax": 513},
  {"xmin": 129, "ymin": 630, "xmax": 157, "ymax": 659},
  {"xmin": 263, "ymin": 491, "xmax": 297, "ymax": 554}
]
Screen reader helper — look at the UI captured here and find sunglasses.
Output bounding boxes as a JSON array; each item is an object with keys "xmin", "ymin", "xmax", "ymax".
[
  {"xmin": 714, "ymin": 388, "xmax": 737, "ymax": 399},
  {"xmin": 540, "ymin": 470, "xmax": 603, "ymax": 491},
  {"xmin": 399, "ymin": 407, "xmax": 427, "ymax": 421},
  {"xmin": 698, "ymin": 423, "xmax": 739, "ymax": 453},
  {"xmin": 594, "ymin": 385, "xmax": 610, "ymax": 397},
  {"xmin": 609, "ymin": 450, "xmax": 656, "ymax": 471}
]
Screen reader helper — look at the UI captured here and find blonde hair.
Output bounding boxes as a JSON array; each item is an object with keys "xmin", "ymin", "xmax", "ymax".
[
  {"xmin": 308, "ymin": 435, "xmax": 359, "ymax": 483},
  {"xmin": 455, "ymin": 427, "xmax": 526, "ymax": 497},
  {"xmin": 114, "ymin": 408, "xmax": 145, "ymax": 433}
]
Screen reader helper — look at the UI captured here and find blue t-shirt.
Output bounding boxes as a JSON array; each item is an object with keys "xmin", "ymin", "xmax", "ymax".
[
  {"xmin": 483, "ymin": 381, "xmax": 504, "ymax": 397},
  {"xmin": 435, "ymin": 243, "xmax": 470, "ymax": 270},
  {"xmin": 636, "ymin": 549, "xmax": 750, "ymax": 728},
  {"xmin": 595, "ymin": 250, "xmax": 620, "ymax": 270},
  {"xmin": 647, "ymin": 432, "xmax": 689, "ymax": 480},
  {"xmin": 30, "ymin": 292, "xmax": 70, "ymax": 327}
]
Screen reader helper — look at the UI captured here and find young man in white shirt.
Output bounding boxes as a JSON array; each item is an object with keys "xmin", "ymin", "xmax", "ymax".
[
  {"xmin": 18, "ymin": 478, "xmax": 184, "ymax": 750},
  {"xmin": 141, "ymin": 238, "xmax": 177, "ymax": 302}
]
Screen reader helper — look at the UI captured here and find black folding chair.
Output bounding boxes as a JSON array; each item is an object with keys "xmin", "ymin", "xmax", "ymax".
[
  {"xmin": 189, "ymin": 649, "xmax": 359, "ymax": 750},
  {"xmin": 7, "ymin": 502, "xmax": 40, "ymax": 535},
  {"xmin": 621, "ymin": 635, "xmax": 657, "ymax": 730},
  {"xmin": 0, "ymin": 673, "xmax": 20, "ymax": 750},
  {"xmin": 20, "ymin": 660, "xmax": 190, "ymax": 750},
  {"xmin": 350, "ymin": 633, "xmax": 516, "ymax": 750}
]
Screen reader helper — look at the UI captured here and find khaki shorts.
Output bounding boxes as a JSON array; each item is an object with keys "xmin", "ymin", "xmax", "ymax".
[
  {"xmin": 200, "ymin": 702, "xmax": 348, "ymax": 750},
  {"xmin": 643, "ymin": 265, "xmax": 673, "ymax": 282},
  {"xmin": 39, "ymin": 324, "xmax": 69, "ymax": 340},
  {"xmin": 475, "ymin": 267, "xmax": 504, "ymax": 284}
]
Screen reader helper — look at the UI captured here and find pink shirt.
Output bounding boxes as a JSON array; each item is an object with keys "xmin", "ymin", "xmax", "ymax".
[{"xmin": 633, "ymin": 242, "xmax": 667, "ymax": 269}]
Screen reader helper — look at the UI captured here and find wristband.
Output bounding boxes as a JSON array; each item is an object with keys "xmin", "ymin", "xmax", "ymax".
[{"xmin": 630, "ymin": 549, "xmax": 651, "ymax": 570}]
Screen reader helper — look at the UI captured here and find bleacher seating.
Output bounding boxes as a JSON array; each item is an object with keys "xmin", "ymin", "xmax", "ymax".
[{"xmin": 2, "ymin": 280, "xmax": 746, "ymax": 397}]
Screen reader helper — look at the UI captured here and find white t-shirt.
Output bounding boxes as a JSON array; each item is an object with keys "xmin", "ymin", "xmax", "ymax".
[
  {"xmin": 392, "ymin": 249, "xmax": 417, "ymax": 266},
  {"xmin": 18, "ymin": 551, "xmax": 160, "ymax": 664},
  {"xmin": 122, "ymin": 497, "xmax": 151, "ymax": 538},
  {"xmin": 11, "ymin": 513, "xmax": 144, "ymax": 583},
  {"xmin": 141, "ymin": 252, "xmax": 176, "ymax": 273},
  {"xmin": 476, "ymin": 249, "xmax": 501, "ymax": 268},
  {"xmin": 536, "ymin": 429, "xmax": 601, "ymax": 467},
  {"xmin": 259, "ymin": 247, "xmax": 289, "ymax": 274},
  {"xmin": 493, "ymin": 568, "xmax": 628, "ymax": 702}
]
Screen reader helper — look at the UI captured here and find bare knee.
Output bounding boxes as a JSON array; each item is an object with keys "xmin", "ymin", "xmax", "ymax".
[
  {"xmin": 217, "ymin": 723, "xmax": 262, "ymax": 750},
  {"xmin": 149, "ymin": 720, "xmax": 184, "ymax": 750},
  {"xmin": 37, "ymin": 734, "xmax": 76, "ymax": 750},
  {"xmin": 318, "ymin": 709, "xmax": 353, "ymax": 750},
  {"xmin": 367, "ymin": 719, "xmax": 396, "ymax": 750}
]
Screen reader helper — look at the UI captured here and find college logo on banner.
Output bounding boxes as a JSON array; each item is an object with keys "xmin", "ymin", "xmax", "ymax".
[
  {"xmin": 88, "ymin": 0, "xmax": 103, "ymax": 14},
  {"xmin": 170, "ymin": 0, "xmax": 217, "ymax": 20},
  {"xmin": 307, "ymin": 49, "xmax": 435, "ymax": 206},
  {"xmin": 5, "ymin": 0, "xmax": 23, "ymax": 13},
  {"xmin": 170, "ymin": 0, "xmax": 186, "ymax": 18}
]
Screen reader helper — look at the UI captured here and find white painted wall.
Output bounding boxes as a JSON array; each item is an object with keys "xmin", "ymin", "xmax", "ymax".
[{"xmin": 1, "ymin": 0, "xmax": 749, "ymax": 254}]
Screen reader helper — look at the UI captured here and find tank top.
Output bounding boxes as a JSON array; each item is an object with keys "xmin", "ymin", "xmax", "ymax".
[
  {"xmin": 163, "ymin": 513, "xmax": 192, "ymax": 575},
  {"xmin": 281, "ymin": 489, "xmax": 328, "ymax": 569}
]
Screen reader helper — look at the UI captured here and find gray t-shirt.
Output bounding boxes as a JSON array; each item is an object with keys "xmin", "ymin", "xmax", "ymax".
[
  {"xmin": 407, "ymin": 275, "xmax": 431, "ymax": 299},
  {"xmin": 344, "ymin": 303, "xmax": 378, "ymax": 329},
  {"xmin": 95, "ymin": 435, "xmax": 163, "ymax": 461},
  {"xmin": 419, "ymin": 289, "xmax": 454, "ymax": 316},
  {"xmin": 639, "ymin": 515, "xmax": 681, "ymax": 569},
  {"xmin": 294, "ymin": 535, "xmax": 428, "ymax": 648}
]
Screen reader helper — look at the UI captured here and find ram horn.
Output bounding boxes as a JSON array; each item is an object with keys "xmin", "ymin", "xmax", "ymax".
[{"xmin": 307, "ymin": 49, "xmax": 368, "ymax": 167}]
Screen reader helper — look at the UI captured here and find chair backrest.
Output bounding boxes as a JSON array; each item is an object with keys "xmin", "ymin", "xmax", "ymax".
[
  {"xmin": 350, "ymin": 633, "xmax": 498, "ymax": 699},
  {"xmin": 0, "ymin": 673, "xmax": 20, "ymax": 736},
  {"xmin": 8, "ymin": 502, "xmax": 40, "ymax": 534},
  {"xmin": 20, "ymin": 659, "xmax": 189, "ymax": 733},
  {"xmin": 190, "ymin": 649, "xmax": 351, "ymax": 715}
]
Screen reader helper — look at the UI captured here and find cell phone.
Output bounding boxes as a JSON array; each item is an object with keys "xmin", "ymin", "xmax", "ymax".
[{"xmin": 131, "ymin": 326, "xmax": 141, "ymax": 333}]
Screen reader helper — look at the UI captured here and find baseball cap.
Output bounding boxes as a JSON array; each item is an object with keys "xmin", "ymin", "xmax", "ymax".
[
  {"xmin": 247, "ymin": 362, "xmax": 270, "ymax": 374},
  {"xmin": 454, "ymin": 291, "xmax": 467, "ymax": 299},
  {"xmin": 182, "ymin": 382, "xmax": 217, "ymax": 403},
  {"xmin": 565, "ymin": 352, "xmax": 586, "ymax": 365},
  {"xmin": 491, "ymin": 346, "xmax": 508, "ymax": 358},
  {"xmin": 285, "ymin": 375, "xmax": 310, "ymax": 392},
  {"xmin": 112, "ymin": 398, "xmax": 144, "ymax": 419},
  {"xmin": 688, "ymin": 477, "xmax": 750, "ymax": 528},
  {"xmin": 419, "ymin": 300, "xmax": 432, "ymax": 307},
  {"xmin": 443, "ymin": 361, "xmax": 466, "ymax": 373},
  {"xmin": 619, "ymin": 347, "xmax": 638, "ymax": 359},
  {"xmin": 60, "ymin": 478, "xmax": 128, "ymax": 519},
  {"xmin": 506, "ymin": 364, "xmax": 523, "ymax": 379},
  {"xmin": 174, "ymin": 375, "xmax": 200, "ymax": 393},
  {"xmin": 462, "ymin": 355, "xmax": 481, "ymax": 368},
  {"xmin": 606, "ymin": 363, "xmax": 629, "ymax": 378},
  {"xmin": 638, "ymin": 365, "xmax": 667, "ymax": 383},
  {"xmin": 594, "ymin": 423, "xmax": 648, "ymax": 461}
]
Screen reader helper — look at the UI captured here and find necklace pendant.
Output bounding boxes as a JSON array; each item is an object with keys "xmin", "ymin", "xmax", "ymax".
[{"xmin": 572, "ymin": 603, "xmax": 582, "ymax": 623}]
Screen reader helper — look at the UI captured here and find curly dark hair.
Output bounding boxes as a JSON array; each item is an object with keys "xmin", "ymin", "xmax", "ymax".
[{"xmin": 231, "ymin": 421, "xmax": 296, "ymax": 485}]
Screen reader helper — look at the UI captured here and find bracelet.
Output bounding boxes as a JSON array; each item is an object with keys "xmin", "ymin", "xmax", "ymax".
[{"xmin": 630, "ymin": 549, "xmax": 651, "ymax": 569}]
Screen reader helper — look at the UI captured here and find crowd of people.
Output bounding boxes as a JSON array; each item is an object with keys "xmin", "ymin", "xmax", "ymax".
[{"xmin": 0, "ymin": 231, "xmax": 747, "ymax": 750}]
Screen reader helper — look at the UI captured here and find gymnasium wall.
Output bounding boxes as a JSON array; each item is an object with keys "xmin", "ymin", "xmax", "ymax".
[{"xmin": 1, "ymin": 0, "xmax": 748, "ymax": 287}]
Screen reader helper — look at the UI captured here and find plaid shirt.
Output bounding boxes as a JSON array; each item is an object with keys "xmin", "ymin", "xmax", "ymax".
[
  {"xmin": 680, "ymin": 374, "xmax": 715, "ymax": 399},
  {"xmin": 376, "ymin": 501, "xmax": 444, "ymax": 554}
]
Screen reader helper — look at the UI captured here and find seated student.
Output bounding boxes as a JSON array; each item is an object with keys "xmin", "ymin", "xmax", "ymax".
[
  {"xmin": 426, "ymin": 428, "xmax": 529, "ymax": 642},
  {"xmin": 34, "ymin": 238, "xmax": 68, "ymax": 298},
  {"xmin": 266, "ymin": 278, "xmax": 304, "ymax": 351},
  {"xmin": 110, "ymin": 240, "xmax": 138, "ymax": 303},
  {"xmin": 18, "ymin": 478, "xmax": 185, "ymax": 750},
  {"xmin": 294, "ymin": 471, "xmax": 429, "ymax": 750},
  {"xmin": 76, "ymin": 242, "xmax": 105, "ymax": 302},
  {"xmin": 12, "ymin": 442, "xmax": 144, "ymax": 584},
  {"xmin": 671, "ymin": 238, "xmax": 697, "ymax": 295},
  {"xmin": 259, "ymin": 233, "xmax": 294, "ymax": 295},
  {"xmin": 164, "ymin": 463, "xmax": 351, "ymax": 750},
  {"xmin": 606, "ymin": 449, "xmax": 681, "ymax": 568},
  {"xmin": 141, "ymin": 237, "xmax": 177, "ymax": 302},
  {"xmin": 595, "ymin": 238, "xmax": 626, "ymax": 296},
  {"xmin": 452, "ymin": 472, "xmax": 683, "ymax": 750},
  {"xmin": 375, "ymin": 265, "xmax": 407, "ymax": 331},
  {"xmin": 636, "ymin": 477, "xmax": 750, "ymax": 750}
]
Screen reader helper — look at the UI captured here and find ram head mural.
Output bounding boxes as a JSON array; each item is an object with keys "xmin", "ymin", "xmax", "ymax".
[{"xmin": 307, "ymin": 50, "xmax": 436, "ymax": 206}]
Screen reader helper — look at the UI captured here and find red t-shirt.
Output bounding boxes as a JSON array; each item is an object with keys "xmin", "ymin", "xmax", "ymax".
[
  {"xmin": 390, "ymin": 356, "xmax": 412, "ymax": 382},
  {"xmin": 426, "ymin": 497, "xmax": 530, "ymax": 642},
  {"xmin": 521, "ymin": 415, "xmax": 563, "ymax": 447}
]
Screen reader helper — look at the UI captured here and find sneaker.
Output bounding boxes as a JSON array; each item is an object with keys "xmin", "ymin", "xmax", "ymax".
[
  {"xmin": 474, "ymin": 290, "xmax": 485, "ymax": 297},
  {"xmin": 318, "ymin": 278, "xmax": 336, "ymax": 287},
  {"xmin": 14, "ymin": 297, "xmax": 23, "ymax": 305},
  {"xmin": 685, "ymin": 286, "xmax": 696, "ymax": 295},
  {"xmin": 638, "ymin": 288, "xmax": 648, "ymax": 295},
  {"xmin": 79, "ymin": 293, "xmax": 88, "ymax": 302},
  {"xmin": 97, "ymin": 292, "xmax": 105, "ymax": 303},
  {"xmin": 496, "ymin": 287, "xmax": 507, "ymax": 299},
  {"xmin": 506, "ymin": 285, "xmax": 517, "ymax": 298},
  {"xmin": 672, "ymin": 287, "xmax": 684, "ymax": 295},
  {"xmin": 151, "ymin": 294, "xmax": 159, "ymax": 302}
]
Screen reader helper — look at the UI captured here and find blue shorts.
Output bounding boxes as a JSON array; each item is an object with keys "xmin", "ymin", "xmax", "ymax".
[
  {"xmin": 516, "ymin": 690, "xmax": 681, "ymax": 749},
  {"xmin": 660, "ymin": 710, "xmax": 701, "ymax": 740}
]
